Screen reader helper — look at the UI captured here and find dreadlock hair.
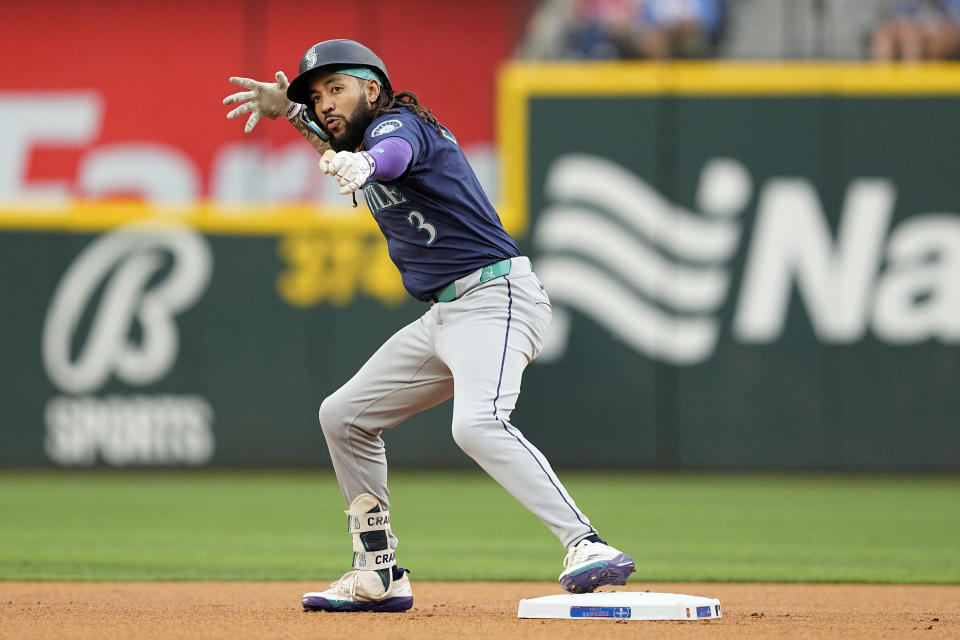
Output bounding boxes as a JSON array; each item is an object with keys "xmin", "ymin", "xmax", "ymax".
[{"xmin": 367, "ymin": 86, "xmax": 445, "ymax": 140}]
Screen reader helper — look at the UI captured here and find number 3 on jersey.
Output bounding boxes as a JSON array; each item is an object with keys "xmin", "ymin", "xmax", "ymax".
[{"xmin": 406, "ymin": 211, "xmax": 437, "ymax": 246}]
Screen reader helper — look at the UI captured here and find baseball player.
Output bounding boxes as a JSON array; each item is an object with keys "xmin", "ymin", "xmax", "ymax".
[{"xmin": 223, "ymin": 39, "xmax": 634, "ymax": 613}]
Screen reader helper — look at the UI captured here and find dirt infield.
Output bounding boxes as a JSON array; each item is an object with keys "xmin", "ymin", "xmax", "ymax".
[{"xmin": 1, "ymin": 581, "xmax": 956, "ymax": 639}]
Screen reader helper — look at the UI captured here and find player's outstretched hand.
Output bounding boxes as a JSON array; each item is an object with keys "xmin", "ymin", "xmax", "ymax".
[
  {"xmin": 320, "ymin": 149, "xmax": 376, "ymax": 194},
  {"xmin": 223, "ymin": 71, "xmax": 301, "ymax": 133}
]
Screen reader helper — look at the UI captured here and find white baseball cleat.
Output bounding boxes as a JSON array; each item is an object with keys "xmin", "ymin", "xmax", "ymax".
[
  {"xmin": 302, "ymin": 567, "xmax": 413, "ymax": 612},
  {"xmin": 558, "ymin": 538, "xmax": 636, "ymax": 594}
]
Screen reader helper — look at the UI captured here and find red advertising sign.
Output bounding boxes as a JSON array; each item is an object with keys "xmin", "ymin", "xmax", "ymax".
[{"xmin": 1, "ymin": 0, "xmax": 520, "ymax": 215}]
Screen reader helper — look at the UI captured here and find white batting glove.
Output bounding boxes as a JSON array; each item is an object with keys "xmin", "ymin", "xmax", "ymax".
[
  {"xmin": 320, "ymin": 149, "xmax": 377, "ymax": 194},
  {"xmin": 223, "ymin": 71, "xmax": 303, "ymax": 133}
]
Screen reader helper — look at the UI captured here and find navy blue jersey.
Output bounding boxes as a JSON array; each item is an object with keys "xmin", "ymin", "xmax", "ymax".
[{"xmin": 360, "ymin": 109, "xmax": 520, "ymax": 302}]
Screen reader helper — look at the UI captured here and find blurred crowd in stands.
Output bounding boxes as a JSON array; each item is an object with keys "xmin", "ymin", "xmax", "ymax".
[{"xmin": 517, "ymin": 0, "xmax": 960, "ymax": 60}]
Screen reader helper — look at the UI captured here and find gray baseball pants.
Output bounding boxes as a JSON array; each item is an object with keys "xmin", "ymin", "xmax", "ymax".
[{"xmin": 318, "ymin": 256, "xmax": 596, "ymax": 549}]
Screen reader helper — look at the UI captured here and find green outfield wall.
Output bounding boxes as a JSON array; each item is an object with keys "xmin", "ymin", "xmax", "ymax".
[{"xmin": 2, "ymin": 63, "xmax": 959, "ymax": 470}]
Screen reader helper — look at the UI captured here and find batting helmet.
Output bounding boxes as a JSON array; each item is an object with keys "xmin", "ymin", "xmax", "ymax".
[{"xmin": 286, "ymin": 39, "xmax": 391, "ymax": 105}]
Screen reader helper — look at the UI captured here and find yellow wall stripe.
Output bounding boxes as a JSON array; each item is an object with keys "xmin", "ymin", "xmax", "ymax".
[
  {"xmin": 0, "ymin": 201, "xmax": 376, "ymax": 235},
  {"xmin": 501, "ymin": 62, "xmax": 960, "ymax": 95}
]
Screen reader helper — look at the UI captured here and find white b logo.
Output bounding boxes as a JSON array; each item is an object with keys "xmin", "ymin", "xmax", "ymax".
[{"xmin": 42, "ymin": 223, "xmax": 212, "ymax": 394}]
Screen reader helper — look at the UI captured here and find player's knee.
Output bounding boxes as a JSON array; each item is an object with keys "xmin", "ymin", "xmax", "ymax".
[
  {"xmin": 318, "ymin": 394, "xmax": 349, "ymax": 441},
  {"xmin": 451, "ymin": 415, "xmax": 493, "ymax": 456}
]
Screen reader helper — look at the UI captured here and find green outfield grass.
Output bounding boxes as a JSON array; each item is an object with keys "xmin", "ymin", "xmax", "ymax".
[{"xmin": 0, "ymin": 471, "xmax": 957, "ymax": 583}]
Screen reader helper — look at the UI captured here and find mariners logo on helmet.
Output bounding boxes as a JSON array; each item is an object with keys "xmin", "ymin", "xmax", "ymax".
[{"xmin": 304, "ymin": 48, "xmax": 318, "ymax": 69}]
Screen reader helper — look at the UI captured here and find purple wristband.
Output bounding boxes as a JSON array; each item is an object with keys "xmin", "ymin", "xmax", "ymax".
[{"xmin": 369, "ymin": 137, "xmax": 413, "ymax": 181}]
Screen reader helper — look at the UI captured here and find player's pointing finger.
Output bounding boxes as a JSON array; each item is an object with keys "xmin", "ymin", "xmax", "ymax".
[{"xmin": 320, "ymin": 149, "xmax": 337, "ymax": 174}]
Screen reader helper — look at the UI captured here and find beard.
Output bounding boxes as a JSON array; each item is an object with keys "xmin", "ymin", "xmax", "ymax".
[{"xmin": 327, "ymin": 100, "xmax": 376, "ymax": 152}]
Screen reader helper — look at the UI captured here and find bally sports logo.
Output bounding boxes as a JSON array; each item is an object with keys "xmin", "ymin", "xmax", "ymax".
[
  {"xmin": 42, "ymin": 223, "xmax": 215, "ymax": 466},
  {"xmin": 535, "ymin": 154, "xmax": 960, "ymax": 364}
]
